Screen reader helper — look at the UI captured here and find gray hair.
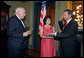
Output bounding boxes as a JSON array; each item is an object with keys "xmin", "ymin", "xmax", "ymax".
[{"xmin": 15, "ymin": 7, "xmax": 24, "ymax": 13}]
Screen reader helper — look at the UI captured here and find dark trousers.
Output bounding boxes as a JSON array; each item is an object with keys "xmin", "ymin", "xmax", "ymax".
[
  {"xmin": 60, "ymin": 45, "xmax": 77, "ymax": 57},
  {"xmin": 8, "ymin": 45, "xmax": 24, "ymax": 57}
]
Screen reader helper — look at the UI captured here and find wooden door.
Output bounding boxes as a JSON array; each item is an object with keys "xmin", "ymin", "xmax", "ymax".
[{"xmin": 46, "ymin": 5, "xmax": 55, "ymax": 26}]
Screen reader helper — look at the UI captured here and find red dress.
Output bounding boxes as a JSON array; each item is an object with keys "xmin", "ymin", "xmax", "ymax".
[{"xmin": 41, "ymin": 26, "xmax": 56, "ymax": 57}]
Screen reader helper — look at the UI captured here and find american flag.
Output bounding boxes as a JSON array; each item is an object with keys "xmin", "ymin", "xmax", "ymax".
[{"xmin": 38, "ymin": 1, "xmax": 47, "ymax": 35}]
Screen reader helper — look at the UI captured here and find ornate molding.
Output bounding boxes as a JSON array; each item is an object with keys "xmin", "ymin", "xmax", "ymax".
[{"xmin": 66, "ymin": 1, "xmax": 72, "ymax": 10}]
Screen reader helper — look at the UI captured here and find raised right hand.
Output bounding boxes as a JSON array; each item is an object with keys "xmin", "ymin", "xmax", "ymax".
[{"xmin": 59, "ymin": 15, "xmax": 64, "ymax": 21}]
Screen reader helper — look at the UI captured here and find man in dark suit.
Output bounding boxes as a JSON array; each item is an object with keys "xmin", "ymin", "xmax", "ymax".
[
  {"xmin": 6, "ymin": 7, "xmax": 31, "ymax": 57},
  {"xmin": 47, "ymin": 9, "xmax": 78, "ymax": 57}
]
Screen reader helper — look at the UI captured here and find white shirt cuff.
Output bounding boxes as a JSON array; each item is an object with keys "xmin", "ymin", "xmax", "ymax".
[{"xmin": 55, "ymin": 32, "xmax": 57, "ymax": 36}]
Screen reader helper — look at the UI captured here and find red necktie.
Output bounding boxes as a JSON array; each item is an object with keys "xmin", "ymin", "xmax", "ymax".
[
  {"xmin": 65, "ymin": 22, "xmax": 67, "ymax": 27},
  {"xmin": 62, "ymin": 22, "xmax": 67, "ymax": 31}
]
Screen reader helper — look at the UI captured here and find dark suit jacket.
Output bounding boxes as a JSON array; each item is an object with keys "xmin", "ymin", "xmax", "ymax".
[
  {"xmin": 6, "ymin": 15, "xmax": 27, "ymax": 56},
  {"xmin": 55, "ymin": 19, "xmax": 78, "ymax": 57}
]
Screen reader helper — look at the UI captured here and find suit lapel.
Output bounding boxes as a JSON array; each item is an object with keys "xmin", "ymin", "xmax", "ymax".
[
  {"xmin": 63, "ymin": 19, "xmax": 74, "ymax": 31},
  {"xmin": 67, "ymin": 19, "xmax": 74, "ymax": 27},
  {"xmin": 15, "ymin": 15, "xmax": 26, "ymax": 30}
]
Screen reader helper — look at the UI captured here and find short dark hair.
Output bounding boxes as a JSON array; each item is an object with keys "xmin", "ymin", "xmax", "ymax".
[
  {"xmin": 64, "ymin": 9, "xmax": 73, "ymax": 17},
  {"xmin": 43, "ymin": 15, "xmax": 51, "ymax": 25}
]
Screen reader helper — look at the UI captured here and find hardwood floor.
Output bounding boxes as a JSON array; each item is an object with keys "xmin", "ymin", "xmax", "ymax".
[{"xmin": 24, "ymin": 47, "xmax": 41, "ymax": 57}]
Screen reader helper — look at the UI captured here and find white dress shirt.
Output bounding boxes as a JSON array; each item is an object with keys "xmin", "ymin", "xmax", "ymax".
[{"xmin": 67, "ymin": 18, "xmax": 72, "ymax": 24}]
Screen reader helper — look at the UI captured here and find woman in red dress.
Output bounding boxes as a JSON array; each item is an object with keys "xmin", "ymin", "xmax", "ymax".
[{"xmin": 39, "ymin": 15, "xmax": 56, "ymax": 57}]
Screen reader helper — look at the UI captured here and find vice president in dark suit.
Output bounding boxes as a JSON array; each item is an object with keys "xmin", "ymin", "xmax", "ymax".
[
  {"xmin": 47, "ymin": 9, "xmax": 78, "ymax": 57},
  {"xmin": 6, "ymin": 7, "xmax": 31, "ymax": 57}
]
